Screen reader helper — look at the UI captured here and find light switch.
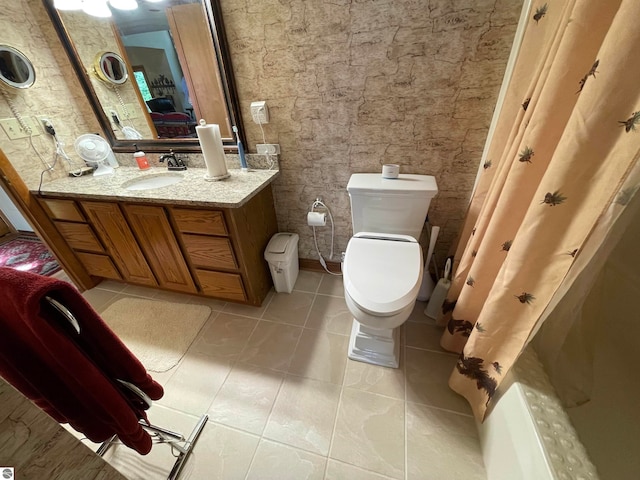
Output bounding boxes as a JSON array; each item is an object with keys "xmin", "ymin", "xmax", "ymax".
[{"xmin": 0, "ymin": 117, "xmax": 41, "ymax": 140}]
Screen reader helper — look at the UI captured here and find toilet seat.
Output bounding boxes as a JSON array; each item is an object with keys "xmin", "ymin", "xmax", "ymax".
[{"xmin": 343, "ymin": 232, "xmax": 423, "ymax": 316}]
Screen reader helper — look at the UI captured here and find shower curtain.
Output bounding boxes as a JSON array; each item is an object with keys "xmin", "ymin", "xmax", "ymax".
[{"xmin": 439, "ymin": 0, "xmax": 640, "ymax": 421}]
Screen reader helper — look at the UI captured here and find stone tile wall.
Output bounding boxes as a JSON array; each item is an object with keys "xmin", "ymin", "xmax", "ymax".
[
  {"xmin": 1, "ymin": 0, "xmax": 522, "ymax": 267},
  {"xmin": 221, "ymin": 0, "xmax": 523, "ymax": 264},
  {"xmin": 0, "ymin": 1, "xmax": 101, "ymax": 189}
]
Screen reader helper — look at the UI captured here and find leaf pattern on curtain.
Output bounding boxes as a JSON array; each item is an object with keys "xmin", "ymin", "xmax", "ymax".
[
  {"xmin": 533, "ymin": 3, "xmax": 548, "ymax": 24},
  {"xmin": 447, "ymin": 319, "xmax": 474, "ymax": 337},
  {"xmin": 577, "ymin": 59, "xmax": 599, "ymax": 93},
  {"xmin": 515, "ymin": 292, "xmax": 535, "ymax": 304},
  {"xmin": 541, "ymin": 190, "xmax": 567, "ymax": 206},
  {"xmin": 618, "ymin": 111, "xmax": 640, "ymax": 132},
  {"xmin": 518, "ymin": 146, "xmax": 534, "ymax": 163},
  {"xmin": 456, "ymin": 356, "xmax": 497, "ymax": 405},
  {"xmin": 440, "ymin": 0, "xmax": 640, "ymax": 421}
]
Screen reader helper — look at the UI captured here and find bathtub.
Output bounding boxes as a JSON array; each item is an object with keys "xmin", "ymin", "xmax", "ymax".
[{"xmin": 477, "ymin": 347, "xmax": 599, "ymax": 480}]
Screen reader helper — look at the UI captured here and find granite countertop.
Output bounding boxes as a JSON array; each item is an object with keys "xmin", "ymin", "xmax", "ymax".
[{"xmin": 36, "ymin": 167, "xmax": 280, "ymax": 208}]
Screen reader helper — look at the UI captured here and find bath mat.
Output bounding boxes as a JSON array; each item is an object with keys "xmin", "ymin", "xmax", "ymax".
[
  {"xmin": 0, "ymin": 236, "xmax": 60, "ymax": 276},
  {"xmin": 101, "ymin": 297, "xmax": 211, "ymax": 373}
]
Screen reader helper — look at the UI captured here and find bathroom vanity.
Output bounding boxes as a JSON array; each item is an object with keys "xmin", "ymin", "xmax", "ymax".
[{"xmin": 37, "ymin": 168, "xmax": 279, "ymax": 306}]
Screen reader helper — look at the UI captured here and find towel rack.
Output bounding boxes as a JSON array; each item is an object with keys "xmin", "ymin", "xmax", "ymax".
[{"xmin": 43, "ymin": 296, "xmax": 208, "ymax": 480}]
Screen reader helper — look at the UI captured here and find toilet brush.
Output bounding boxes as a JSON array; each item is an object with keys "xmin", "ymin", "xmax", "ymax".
[
  {"xmin": 425, "ymin": 257, "xmax": 452, "ymax": 320},
  {"xmin": 417, "ymin": 225, "xmax": 439, "ymax": 302}
]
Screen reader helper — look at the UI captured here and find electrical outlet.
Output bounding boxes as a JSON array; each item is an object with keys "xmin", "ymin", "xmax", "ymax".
[
  {"xmin": 256, "ymin": 143, "xmax": 280, "ymax": 155},
  {"xmin": 0, "ymin": 117, "xmax": 41, "ymax": 139},
  {"xmin": 36, "ymin": 116, "xmax": 54, "ymax": 134},
  {"xmin": 250, "ymin": 101, "xmax": 269, "ymax": 124}
]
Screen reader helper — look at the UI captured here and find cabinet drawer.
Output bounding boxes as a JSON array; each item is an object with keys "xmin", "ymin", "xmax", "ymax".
[
  {"xmin": 172, "ymin": 208, "xmax": 227, "ymax": 236},
  {"xmin": 54, "ymin": 221, "xmax": 104, "ymax": 253},
  {"xmin": 76, "ymin": 252, "xmax": 121, "ymax": 280},
  {"xmin": 41, "ymin": 198, "xmax": 85, "ymax": 222},
  {"xmin": 196, "ymin": 269, "xmax": 246, "ymax": 302},
  {"xmin": 182, "ymin": 234, "xmax": 237, "ymax": 270}
]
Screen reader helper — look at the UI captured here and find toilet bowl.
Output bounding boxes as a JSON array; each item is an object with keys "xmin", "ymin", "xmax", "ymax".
[{"xmin": 343, "ymin": 232, "xmax": 423, "ymax": 368}]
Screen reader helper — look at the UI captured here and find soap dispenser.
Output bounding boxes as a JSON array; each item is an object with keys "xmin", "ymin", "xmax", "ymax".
[{"xmin": 133, "ymin": 144, "xmax": 150, "ymax": 170}]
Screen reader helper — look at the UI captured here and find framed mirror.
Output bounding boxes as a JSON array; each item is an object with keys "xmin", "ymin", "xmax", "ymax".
[
  {"xmin": 42, "ymin": 0, "xmax": 244, "ymax": 153},
  {"xmin": 94, "ymin": 51, "xmax": 128, "ymax": 85},
  {"xmin": 0, "ymin": 45, "xmax": 36, "ymax": 90}
]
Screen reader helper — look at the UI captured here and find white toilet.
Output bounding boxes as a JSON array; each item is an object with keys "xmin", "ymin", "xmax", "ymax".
[{"xmin": 343, "ymin": 173, "xmax": 438, "ymax": 368}]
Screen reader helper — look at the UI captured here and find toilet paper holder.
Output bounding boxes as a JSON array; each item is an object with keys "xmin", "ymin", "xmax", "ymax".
[{"xmin": 307, "ymin": 211, "xmax": 326, "ymax": 226}]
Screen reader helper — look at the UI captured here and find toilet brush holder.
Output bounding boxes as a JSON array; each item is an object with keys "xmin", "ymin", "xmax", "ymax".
[{"xmin": 417, "ymin": 225, "xmax": 439, "ymax": 302}]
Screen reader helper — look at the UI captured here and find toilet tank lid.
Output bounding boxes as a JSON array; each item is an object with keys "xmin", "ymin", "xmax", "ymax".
[{"xmin": 347, "ymin": 174, "xmax": 438, "ymax": 196}]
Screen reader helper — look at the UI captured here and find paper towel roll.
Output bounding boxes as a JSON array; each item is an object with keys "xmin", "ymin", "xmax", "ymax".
[
  {"xmin": 307, "ymin": 211, "xmax": 326, "ymax": 226},
  {"xmin": 196, "ymin": 120, "xmax": 229, "ymax": 181}
]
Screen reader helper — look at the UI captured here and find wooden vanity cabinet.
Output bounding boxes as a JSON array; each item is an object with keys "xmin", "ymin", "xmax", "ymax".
[
  {"xmin": 39, "ymin": 198, "xmax": 122, "ymax": 281},
  {"xmin": 169, "ymin": 185, "xmax": 278, "ymax": 305},
  {"xmin": 81, "ymin": 201, "xmax": 157, "ymax": 287},
  {"xmin": 122, "ymin": 204, "xmax": 196, "ymax": 293},
  {"xmin": 39, "ymin": 185, "xmax": 278, "ymax": 306}
]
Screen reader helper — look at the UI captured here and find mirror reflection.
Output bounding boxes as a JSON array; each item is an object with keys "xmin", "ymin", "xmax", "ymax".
[
  {"xmin": 54, "ymin": 0, "xmax": 233, "ymax": 144},
  {"xmin": 0, "ymin": 45, "xmax": 36, "ymax": 90},
  {"xmin": 94, "ymin": 51, "xmax": 128, "ymax": 85}
]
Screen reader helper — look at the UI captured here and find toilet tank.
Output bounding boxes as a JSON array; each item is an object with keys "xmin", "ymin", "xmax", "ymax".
[{"xmin": 347, "ymin": 173, "xmax": 438, "ymax": 240}]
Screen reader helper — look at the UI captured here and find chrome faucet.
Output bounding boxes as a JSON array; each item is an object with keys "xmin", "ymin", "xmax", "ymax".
[{"xmin": 159, "ymin": 150, "xmax": 187, "ymax": 171}]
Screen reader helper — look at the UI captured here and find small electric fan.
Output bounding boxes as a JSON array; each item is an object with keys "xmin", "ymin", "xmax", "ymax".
[{"xmin": 74, "ymin": 134, "xmax": 115, "ymax": 176}]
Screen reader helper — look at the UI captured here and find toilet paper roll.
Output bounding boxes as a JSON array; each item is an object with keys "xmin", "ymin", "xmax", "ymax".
[
  {"xmin": 307, "ymin": 211, "xmax": 327, "ymax": 227},
  {"xmin": 382, "ymin": 164, "xmax": 400, "ymax": 179},
  {"xmin": 196, "ymin": 120, "xmax": 230, "ymax": 181}
]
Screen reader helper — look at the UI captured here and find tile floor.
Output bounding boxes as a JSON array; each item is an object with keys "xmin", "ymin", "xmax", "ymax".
[{"xmin": 56, "ymin": 270, "xmax": 486, "ymax": 480}]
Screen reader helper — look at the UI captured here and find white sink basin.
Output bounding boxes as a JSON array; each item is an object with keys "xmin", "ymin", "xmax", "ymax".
[{"xmin": 122, "ymin": 173, "xmax": 184, "ymax": 191}]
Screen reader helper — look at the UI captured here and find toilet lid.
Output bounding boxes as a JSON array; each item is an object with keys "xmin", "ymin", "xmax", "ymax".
[{"xmin": 344, "ymin": 233, "xmax": 423, "ymax": 316}]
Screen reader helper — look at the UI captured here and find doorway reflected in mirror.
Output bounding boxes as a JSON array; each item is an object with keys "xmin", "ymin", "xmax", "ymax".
[{"xmin": 44, "ymin": 0, "xmax": 241, "ymax": 152}]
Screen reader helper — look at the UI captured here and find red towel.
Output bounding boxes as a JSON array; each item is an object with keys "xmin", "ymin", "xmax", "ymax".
[{"xmin": 0, "ymin": 267, "xmax": 163, "ymax": 454}]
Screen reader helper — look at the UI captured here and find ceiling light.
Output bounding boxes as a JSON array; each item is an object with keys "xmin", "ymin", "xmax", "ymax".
[
  {"xmin": 82, "ymin": 0, "xmax": 112, "ymax": 17},
  {"xmin": 53, "ymin": 0, "xmax": 83, "ymax": 10},
  {"xmin": 109, "ymin": 0, "xmax": 138, "ymax": 10}
]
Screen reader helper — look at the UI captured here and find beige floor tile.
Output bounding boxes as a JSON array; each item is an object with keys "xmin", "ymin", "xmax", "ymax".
[
  {"xmin": 82, "ymin": 288, "xmax": 119, "ymax": 313},
  {"xmin": 263, "ymin": 376, "xmax": 341, "ymax": 456},
  {"xmin": 404, "ymin": 321, "xmax": 453, "ymax": 354},
  {"xmin": 208, "ymin": 364, "xmax": 284, "ymax": 435},
  {"xmin": 102, "ymin": 405, "xmax": 199, "ymax": 480},
  {"xmin": 317, "ymin": 274, "xmax": 344, "ymax": 297},
  {"xmin": 158, "ymin": 352, "xmax": 232, "ymax": 416},
  {"xmin": 330, "ymin": 388, "xmax": 405, "ymax": 479},
  {"xmin": 189, "ymin": 313, "xmax": 256, "ymax": 359},
  {"xmin": 223, "ymin": 290, "xmax": 274, "ymax": 318},
  {"xmin": 246, "ymin": 439, "xmax": 327, "ymax": 480},
  {"xmin": 185, "ymin": 294, "xmax": 227, "ymax": 311},
  {"xmin": 405, "ymin": 348, "xmax": 471, "ymax": 415},
  {"xmin": 325, "ymin": 459, "xmax": 397, "ymax": 480},
  {"xmin": 121, "ymin": 284, "xmax": 158, "ymax": 298},
  {"xmin": 186, "ymin": 422, "xmax": 260, "ymax": 480},
  {"xmin": 96, "ymin": 279, "xmax": 126, "ymax": 293},
  {"xmin": 262, "ymin": 290, "xmax": 314, "ymax": 326},
  {"xmin": 238, "ymin": 321, "xmax": 303, "ymax": 371},
  {"xmin": 294, "ymin": 269, "xmax": 324, "ymax": 293},
  {"xmin": 152, "ymin": 289, "xmax": 196, "ymax": 304},
  {"xmin": 288, "ymin": 329, "xmax": 348, "ymax": 384},
  {"xmin": 406, "ymin": 402, "xmax": 486, "ymax": 479},
  {"xmin": 343, "ymin": 357, "xmax": 405, "ymax": 400},
  {"xmin": 305, "ymin": 294, "xmax": 353, "ymax": 335},
  {"xmin": 405, "ymin": 300, "xmax": 434, "ymax": 323}
]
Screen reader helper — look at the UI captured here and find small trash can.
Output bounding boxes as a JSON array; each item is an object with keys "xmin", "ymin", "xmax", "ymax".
[{"xmin": 264, "ymin": 233, "xmax": 299, "ymax": 293}]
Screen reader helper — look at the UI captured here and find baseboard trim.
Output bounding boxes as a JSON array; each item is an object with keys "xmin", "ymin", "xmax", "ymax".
[{"xmin": 299, "ymin": 258, "xmax": 342, "ymax": 273}]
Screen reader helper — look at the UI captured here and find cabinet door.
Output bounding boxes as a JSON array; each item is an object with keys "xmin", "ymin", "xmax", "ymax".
[
  {"xmin": 81, "ymin": 201, "xmax": 157, "ymax": 287},
  {"xmin": 123, "ymin": 204, "xmax": 196, "ymax": 293}
]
